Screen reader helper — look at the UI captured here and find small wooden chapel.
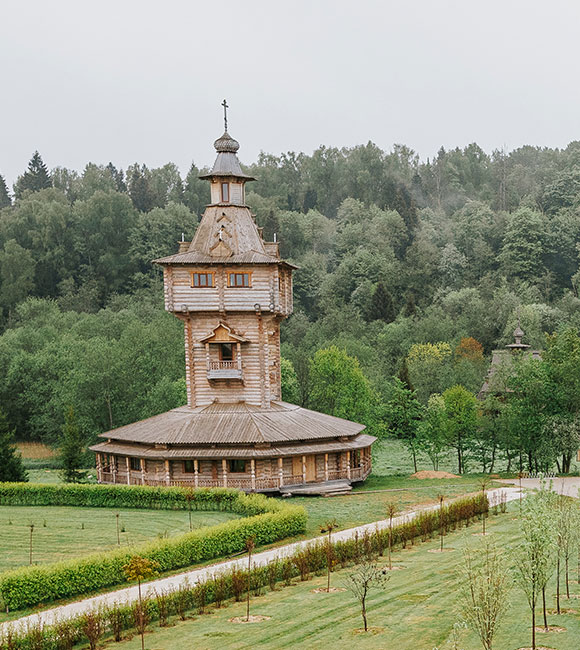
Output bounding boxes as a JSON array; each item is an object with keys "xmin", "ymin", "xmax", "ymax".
[{"xmin": 90, "ymin": 104, "xmax": 375, "ymax": 493}]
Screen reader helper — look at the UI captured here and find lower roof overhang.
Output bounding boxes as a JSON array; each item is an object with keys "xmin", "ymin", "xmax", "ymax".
[{"xmin": 90, "ymin": 433, "xmax": 376, "ymax": 460}]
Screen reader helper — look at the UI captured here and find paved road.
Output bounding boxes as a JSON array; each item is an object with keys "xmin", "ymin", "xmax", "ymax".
[
  {"xmin": 502, "ymin": 476, "xmax": 580, "ymax": 498},
  {"xmin": 1, "ymin": 487, "xmax": 522, "ymax": 632}
]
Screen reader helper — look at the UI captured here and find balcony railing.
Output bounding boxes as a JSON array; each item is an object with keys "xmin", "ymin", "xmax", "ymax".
[
  {"xmin": 99, "ymin": 462, "xmax": 372, "ymax": 491},
  {"xmin": 207, "ymin": 360, "xmax": 242, "ymax": 380}
]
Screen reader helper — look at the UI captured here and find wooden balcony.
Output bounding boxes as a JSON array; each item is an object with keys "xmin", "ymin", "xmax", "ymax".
[{"xmin": 207, "ymin": 360, "xmax": 242, "ymax": 380}]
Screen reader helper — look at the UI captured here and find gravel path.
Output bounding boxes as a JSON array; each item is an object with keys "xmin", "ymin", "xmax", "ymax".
[
  {"xmin": 1, "ymin": 487, "xmax": 522, "ymax": 632},
  {"xmin": 502, "ymin": 476, "xmax": 580, "ymax": 498}
]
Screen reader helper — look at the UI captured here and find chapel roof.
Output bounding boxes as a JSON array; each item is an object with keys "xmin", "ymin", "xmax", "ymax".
[{"xmin": 92, "ymin": 401, "xmax": 366, "ymax": 446}]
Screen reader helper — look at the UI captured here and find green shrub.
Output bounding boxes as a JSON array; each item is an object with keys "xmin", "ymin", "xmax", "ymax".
[
  {"xmin": 0, "ymin": 485, "xmax": 306, "ymax": 610},
  {"xmin": 0, "ymin": 482, "xmax": 276, "ymax": 515}
]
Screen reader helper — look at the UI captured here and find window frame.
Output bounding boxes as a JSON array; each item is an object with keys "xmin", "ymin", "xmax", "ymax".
[
  {"xmin": 183, "ymin": 460, "xmax": 195, "ymax": 474},
  {"xmin": 221, "ymin": 182, "xmax": 229, "ymax": 202},
  {"xmin": 190, "ymin": 271, "xmax": 215, "ymax": 288},
  {"xmin": 227, "ymin": 271, "xmax": 252, "ymax": 288},
  {"xmin": 129, "ymin": 457, "xmax": 141, "ymax": 472},
  {"xmin": 228, "ymin": 459, "xmax": 246, "ymax": 473}
]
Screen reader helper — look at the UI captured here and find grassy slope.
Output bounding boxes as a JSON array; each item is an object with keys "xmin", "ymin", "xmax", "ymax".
[
  {"xmin": 110, "ymin": 507, "xmax": 580, "ymax": 650},
  {"xmin": 0, "ymin": 506, "xmax": 239, "ymax": 572}
]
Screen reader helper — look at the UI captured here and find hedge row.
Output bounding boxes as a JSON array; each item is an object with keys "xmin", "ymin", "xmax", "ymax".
[
  {"xmin": 0, "ymin": 493, "xmax": 493, "ymax": 650},
  {"xmin": 0, "ymin": 483, "xmax": 274, "ymax": 515},
  {"xmin": 0, "ymin": 486, "xmax": 307, "ymax": 610}
]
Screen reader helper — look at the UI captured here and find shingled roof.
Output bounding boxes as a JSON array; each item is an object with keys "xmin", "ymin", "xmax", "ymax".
[{"xmin": 93, "ymin": 401, "xmax": 366, "ymax": 446}]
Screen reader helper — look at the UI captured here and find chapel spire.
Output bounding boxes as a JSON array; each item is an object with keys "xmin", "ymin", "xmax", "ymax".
[{"xmin": 199, "ymin": 101, "xmax": 255, "ymax": 181}]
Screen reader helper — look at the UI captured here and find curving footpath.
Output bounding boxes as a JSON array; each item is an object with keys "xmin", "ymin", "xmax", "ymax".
[{"xmin": 1, "ymin": 487, "xmax": 522, "ymax": 632}]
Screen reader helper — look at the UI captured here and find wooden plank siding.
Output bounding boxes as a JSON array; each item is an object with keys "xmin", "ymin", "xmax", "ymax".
[{"xmin": 166, "ymin": 266, "xmax": 292, "ymax": 317}]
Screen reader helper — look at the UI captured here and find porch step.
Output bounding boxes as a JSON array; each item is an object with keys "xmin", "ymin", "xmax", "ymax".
[{"xmin": 279, "ymin": 479, "xmax": 352, "ymax": 497}]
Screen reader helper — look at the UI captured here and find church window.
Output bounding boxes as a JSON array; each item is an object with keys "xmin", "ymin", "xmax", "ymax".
[
  {"xmin": 219, "ymin": 343, "xmax": 234, "ymax": 361},
  {"xmin": 183, "ymin": 460, "xmax": 195, "ymax": 473},
  {"xmin": 190, "ymin": 272, "xmax": 214, "ymax": 288},
  {"xmin": 129, "ymin": 457, "xmax": 141, "ymax": 471},
  {"xmin": 221, "ymin": 182, "xmax": 229, "ymax": 202},
  {"xmin": 228, "ymin": 272, "xmax": 251, "ymax": 287},
  {"xmin": 228, "ymin": 459, "xmax": 246, "ymax": 473}
]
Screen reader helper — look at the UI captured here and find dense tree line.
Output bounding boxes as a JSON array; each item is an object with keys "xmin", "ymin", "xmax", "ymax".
[{"xmin": 1, "ymin": 142, "xmax": 580, "ymax": 471}]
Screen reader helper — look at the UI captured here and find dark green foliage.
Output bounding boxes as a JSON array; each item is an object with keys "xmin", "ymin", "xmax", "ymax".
[
  {"xmin": 127, "ymin": 164, "xmax": 155, "ymax": 212},
  {"xmin": 0, "ymin": 410, "xmax": 27, "ymax": 482},
  {"xmin": 13, "ymin": 151, "xmax": 52, "ymax": 198},
  {"xmin": 368, "ymin": 282, "xmax": 396, "ymax": 322},
  {"xmin": 59, "ymin": 407, "xmax": 86, "ymax": 483},
  {"xmin": 0, "ymin": 175, "xmax": 10, "ymax": 208}
]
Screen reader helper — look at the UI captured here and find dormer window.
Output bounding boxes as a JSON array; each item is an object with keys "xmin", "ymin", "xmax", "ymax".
[{"xmin": 221, "ymin": 182, "xmax": 229, "ymax": 202}]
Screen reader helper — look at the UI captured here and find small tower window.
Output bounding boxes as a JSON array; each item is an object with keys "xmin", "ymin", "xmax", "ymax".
[
  {"xmin": 190, "ymin": 272, "xmax": 214, "ymax": 288},
  {"xmin": 228, "ymin": 272, "xmax": 251, "ymax": 287},
  {"xmin": 221, "ymin": 182, "xmax": 229, "ymax": 202}
]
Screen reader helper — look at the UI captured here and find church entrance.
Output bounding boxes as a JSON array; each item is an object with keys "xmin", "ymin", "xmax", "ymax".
[{"xmin": 305, "ymin": 455, "xmax": 316, "ymax": 482}]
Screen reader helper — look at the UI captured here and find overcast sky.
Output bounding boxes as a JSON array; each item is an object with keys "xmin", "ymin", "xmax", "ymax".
[{"xmin": 2, "ymin": 0, "xmax": 580, "ymax": 187}]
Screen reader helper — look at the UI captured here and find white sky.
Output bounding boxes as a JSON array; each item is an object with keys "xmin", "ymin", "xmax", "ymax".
[{"xmin": 2, "ymin": 0, "xmax": 580, "ymax": 187}]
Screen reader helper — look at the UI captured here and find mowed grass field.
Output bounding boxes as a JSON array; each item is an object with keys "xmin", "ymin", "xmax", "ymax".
[
  {"xmin": 295, "ymin": 475, "xmax": 496, "ymax": 536},
  {"xmin": 0, "ymin": 506, "xmax": 240, "ymax": 572},
  {"xmin": 111, "ymin": 508, "xmax": 580, "ymax": 650}
]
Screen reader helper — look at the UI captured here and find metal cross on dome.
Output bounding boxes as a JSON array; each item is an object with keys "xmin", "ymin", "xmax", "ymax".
[{"xmin": 222, "ymin": 99, "xmax": 229, "ymax": 132}]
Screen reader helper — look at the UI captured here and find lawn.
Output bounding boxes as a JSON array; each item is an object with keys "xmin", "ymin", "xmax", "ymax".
[
  {"xmin": 293, "ymin": 475, "xmax": 495, "ymax": 536},
  {"xmin": 110, "ymin": 507, "xmax": 580, "ymax": 650},
  {"xmin": 0, "ymin": 506, "xmax": 240, "ymax": 573}
]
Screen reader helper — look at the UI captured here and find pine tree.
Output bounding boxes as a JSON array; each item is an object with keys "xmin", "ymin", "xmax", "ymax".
[
  {"xmin": 59, "ymin": 407, "xmax": 86, "ymax": 483},
  {"xmin": 13, "ymin": 151, "xmax": 52, "ymax": 198},
  {"xmin": 0, "ymin": 410, "xmax": 27, "ymax": 482},
  {"xmin": 0, "ymin": 174, "xmax": 11, "ymax": 208},
  {"xmin": 368, "ymin": 282, "xmax": 396, "ymax": 322},
  {"xmin": 106, "ymin": 162, "xmax": 127, "ymax": 193},
  {"xmin": 127, "ymin": 164, "xmax": 155, "ymax": 212}
]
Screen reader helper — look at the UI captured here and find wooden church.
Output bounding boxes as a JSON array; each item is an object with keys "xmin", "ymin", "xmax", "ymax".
[{"xmin": 91, "ymin": 107, "xmax": 375, "ymax": 493}]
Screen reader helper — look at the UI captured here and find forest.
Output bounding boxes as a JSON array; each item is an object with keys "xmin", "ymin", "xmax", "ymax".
[{"xmin": 0, "ymin": 139, "xmax": 579, "ymax": 474}]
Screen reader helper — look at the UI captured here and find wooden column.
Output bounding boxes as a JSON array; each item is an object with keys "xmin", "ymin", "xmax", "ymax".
[
  {"xmin": 222, "ymin": 459, "xmax": 228, "ymax": 487},
  {"xmin": 111, "ymin": 456, "xmax": 117, "ymax": 484},
  {"xmin": 140, "ymin": 459, "xmax": 146, "ymax": 485},
  {"xmin": 324, "ymin": 453, "xmax": 329, "ymax": 481},
  {"xmin": 164, "ymin": 459, "xmax": 171, "ymax": 486},
  {"xmin": 236, "ymin": 342, "xmax": 242, "ymax": 372},
  {"xmin": 96, "ymin": 453, "xmax": 103, "ymax": 483},
  {"xmin": 278, "ymin": 457, "xmax": 284, "ymax": 487},
  {"xmin": 125, "ymin": 457, "xmax": 131, "ymax": 485},
  {"xmin": 194, "ymin": 459, "xmax": 199, "ymax": 488},
  {"xmin": 302, "ymin": 455, "xmax": 306, "ymax": 484},
  {"xmin": 184, "ymin": 317, "xmax": 195, "ymax": 408},
  {"xmin": 346, "ymin": 451, "xmax": 351, "ymax": 480},
  {"xmin": 251, "ymin": 459, "xmax": 256, "ymax": 491}
]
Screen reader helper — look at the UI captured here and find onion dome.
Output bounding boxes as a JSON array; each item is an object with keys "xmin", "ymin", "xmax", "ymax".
[{"xmin": 214, "ymin": 131, "xmax": 240, "ymax": 153}]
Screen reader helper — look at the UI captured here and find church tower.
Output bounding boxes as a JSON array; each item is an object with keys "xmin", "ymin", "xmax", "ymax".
[
  {"xmin": 91, "ymin": 104, "xmax": 374, "ymax": 494},
  {"xmin": 155, "ymin": 105, "xmax": 294, "ymax": 408}
]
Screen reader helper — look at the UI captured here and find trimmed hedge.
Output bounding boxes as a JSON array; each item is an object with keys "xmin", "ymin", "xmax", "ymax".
[
  {"xmin": 0, "ymin": 493, "xmax": 493, "ymax": 650},
  {"xmin": 0, "ymin": 485, "xmax": 306, "ymax": 610},
  {"xmin": 0, "ymin": 483, "xmax": 274, "ymax": 515}
]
